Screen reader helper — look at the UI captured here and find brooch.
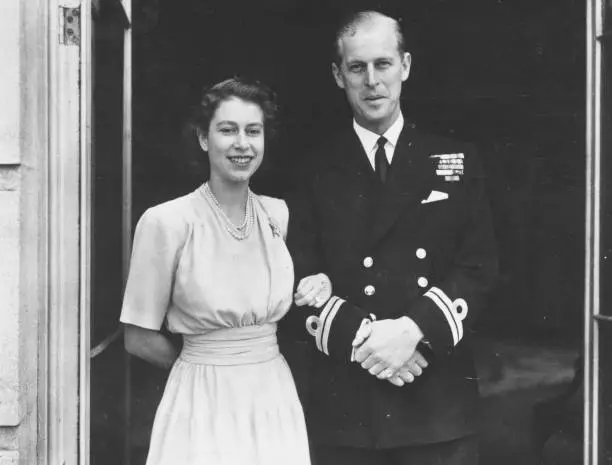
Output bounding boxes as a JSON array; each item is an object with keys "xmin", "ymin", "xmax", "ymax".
[
  {"xmin": 269, "ymin": 219, "xmax": 281, "ymax": 238},
  {"xmin": 430, "ymin": 153, "xmax": 464, "ymax": 182}
]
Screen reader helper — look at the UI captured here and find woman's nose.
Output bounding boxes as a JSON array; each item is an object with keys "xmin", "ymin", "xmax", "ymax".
[{"xmin": 234, "ymin": 132, "xmax": 249, "ymax": 149}]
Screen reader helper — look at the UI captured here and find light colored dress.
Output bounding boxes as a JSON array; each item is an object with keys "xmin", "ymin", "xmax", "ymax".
[{"xmin": 120, "ymin": 184, "xmax": 310, "ymax": 465}]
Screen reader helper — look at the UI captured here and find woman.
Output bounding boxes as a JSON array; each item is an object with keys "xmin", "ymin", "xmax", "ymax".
[{"xmin": 120, "ymin": 78, "xmax": 328, "ymax": 465}]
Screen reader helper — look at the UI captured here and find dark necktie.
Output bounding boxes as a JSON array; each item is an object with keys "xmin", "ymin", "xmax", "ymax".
[{"xmin": 375, "ymin": 136, "xmax": 389, "ymax": 184}]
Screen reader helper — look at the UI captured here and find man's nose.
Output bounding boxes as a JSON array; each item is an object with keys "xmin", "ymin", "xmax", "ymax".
[{"xmin": 365, "ymin": 65, "xmax": 379, "ymax": 87}]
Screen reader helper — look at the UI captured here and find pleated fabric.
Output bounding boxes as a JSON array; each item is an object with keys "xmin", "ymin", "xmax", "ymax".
[{"xmin": 146, "ymin": 325, "xmax": 310, "ymax": 465}]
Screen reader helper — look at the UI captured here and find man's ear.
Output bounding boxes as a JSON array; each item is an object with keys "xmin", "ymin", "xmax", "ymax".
[
  {"xmin": 197, "ymin": 130, "xmax": 208, "ymax": 152},
  {"xmin": 401, "ymin": 52, "xmax": 412, "ymax": 82},
  {"xmin": 332, "ymin": 62, "xmax": 345, "ymax": 89}
]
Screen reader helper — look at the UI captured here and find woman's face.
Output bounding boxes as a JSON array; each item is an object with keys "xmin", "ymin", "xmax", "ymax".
[{"xmin": 199, "ymin": 97, "xmax": 265, "ymax": 185}]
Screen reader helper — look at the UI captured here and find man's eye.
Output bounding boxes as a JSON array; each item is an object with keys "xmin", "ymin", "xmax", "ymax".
[
  {"xmin": 349, "ymin": 64, "xmax": 365, "ymax": 73},
  {"xmin": 220, "ymin": 127, "xmax": 235, "ymax": 134},
  {"xmin": 376, "ymin": 61, "xmax": 391, "ymax": 69}
]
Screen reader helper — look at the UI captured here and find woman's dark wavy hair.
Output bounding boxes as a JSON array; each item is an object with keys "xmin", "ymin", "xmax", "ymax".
[
  {"xmin": 181, "ymin": 77, "xmax": 279, "ymax": 187},
  {"xmin": 191, "ymin": 77, "xmax": 279, "ymax": 141}
]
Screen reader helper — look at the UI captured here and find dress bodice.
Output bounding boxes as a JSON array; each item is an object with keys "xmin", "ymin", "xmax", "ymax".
[{"xmin": 120, "ymin": 186, "xmax": 294, "ymax": 335}]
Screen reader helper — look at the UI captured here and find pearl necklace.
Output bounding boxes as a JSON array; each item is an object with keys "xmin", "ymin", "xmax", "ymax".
[{"xmin": 202, "ymin": 182, "xmax": 255, "ymax": 240}]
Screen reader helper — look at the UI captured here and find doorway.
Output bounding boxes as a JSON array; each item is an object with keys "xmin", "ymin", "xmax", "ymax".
[{"xmin": 88, "ymin": 1, "xmax": 589, "ymax": 464}]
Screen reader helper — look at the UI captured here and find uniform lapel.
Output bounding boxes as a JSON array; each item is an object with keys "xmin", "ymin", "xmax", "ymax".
[
  {"xmin": 325, "ymin": 131, "xmax": 380, "ymax": 251},
  {"xmin": 329, "ymin": 129, "xmax": 377, "ymax": 181},
  {"xmin": 368, "ymin": 128, "xmax": 434, "ymax": 247}
]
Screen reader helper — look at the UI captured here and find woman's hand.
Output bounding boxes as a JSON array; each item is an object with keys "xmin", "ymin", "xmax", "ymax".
[{"xmin": 294, "ymin": 273, "xmax": 332, "ymax": 308}]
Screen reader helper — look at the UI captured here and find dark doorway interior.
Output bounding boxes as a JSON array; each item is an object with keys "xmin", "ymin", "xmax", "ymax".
[
  {"xmin": 91, "ymin": 1, "xmax": 586, "ymax": 464},
  {"xmin": 132, "ymin": 0, "xmax": 586, "ymax": 339}
]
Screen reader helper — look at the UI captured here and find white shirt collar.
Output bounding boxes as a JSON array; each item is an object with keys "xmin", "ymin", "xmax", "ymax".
[{"xmin": 353, "ymin": 113, "xmax": 404, "ymax": 168}]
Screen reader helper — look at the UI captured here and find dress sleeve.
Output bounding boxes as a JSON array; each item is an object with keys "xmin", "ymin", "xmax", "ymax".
[
  {"xmin": 119, "ymin": 207, "xmax": 183, "ymax": 330},
  {"xmin": 277, "ymin": 200, "xmax": 289, "ymax": 240},
  {"xmin": 258, "ymin": 196, "xmax": 289, "ymax": 240}
]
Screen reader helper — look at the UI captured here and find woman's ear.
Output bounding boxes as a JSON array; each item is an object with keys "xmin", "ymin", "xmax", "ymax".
[{"xmin": 197, "ymin": 130, "xmax": 208, "ymax": 152}]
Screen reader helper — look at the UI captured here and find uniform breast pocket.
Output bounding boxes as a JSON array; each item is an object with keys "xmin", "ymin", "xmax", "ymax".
[
  {"xmin": 419, "ymin": 193, "xmax": 454, "ymax": 219},
  {"xmin": 417, "ymin": 192, "xmax": 467, "ymax": 244},
  {"xmin": 420, "ymin": 189, "xmax": 450, "ymax": 205}
]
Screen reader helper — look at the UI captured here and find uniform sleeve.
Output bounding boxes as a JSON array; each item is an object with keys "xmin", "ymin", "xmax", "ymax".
[
  {"xmin": 405, "ymin": 151, "xmax": 498, "ymax": 356},
  {"xmin": 282, "ymin": 180, "xmax": 372, "ymax": 364},
  {"xmin": 119, "ymin": 208, "xmax": 182, "ymax": 331}
]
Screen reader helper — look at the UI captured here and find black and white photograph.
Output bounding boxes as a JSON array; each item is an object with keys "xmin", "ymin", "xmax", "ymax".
[{"xmin": 0, "ymin": 0, "xmax": 610, "ymax": 464}]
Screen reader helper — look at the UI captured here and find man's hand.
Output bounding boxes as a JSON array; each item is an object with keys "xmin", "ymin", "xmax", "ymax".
[
  {"xmin": 352, "ymin": 316, "xmax": 424, "ymax": 377},
  {"xmin": 385, "ymin": 351, "xmax": 429, "ymax": 387}
]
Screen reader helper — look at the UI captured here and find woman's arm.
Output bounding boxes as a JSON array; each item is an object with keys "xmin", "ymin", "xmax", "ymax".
[{"xmin": 124, "ymin": 324, "xmax": 179, "ymax": 370}]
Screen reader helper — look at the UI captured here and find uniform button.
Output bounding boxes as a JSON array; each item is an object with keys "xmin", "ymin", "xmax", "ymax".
[
  {"xmin": 364, "ymin": 285, "xmax": 376, "ymax": 296},
  {"xmin": 363, "ymin": 256, "xmax": 374, "ymax": 268},
  {"xmin": 417, "ymin": 277, "xmax": 429, "ymax": 288},
  {"xmin": 416, "ymin": 248, "xmax": 427, "ymax": 259},
  {"xmin": 385, "ymin": 413, "xmax": 391, "ymax": 419}
]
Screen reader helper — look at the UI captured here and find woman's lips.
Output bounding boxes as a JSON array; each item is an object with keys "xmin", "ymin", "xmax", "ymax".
[{"xmin": 227, "ymin": 156, "xmax": 254, "ymax": 167}]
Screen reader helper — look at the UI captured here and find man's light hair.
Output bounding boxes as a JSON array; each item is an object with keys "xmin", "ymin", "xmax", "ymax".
[{"xmin": 333, "ymin": 11, "xmax": 406, "ymax": 65}]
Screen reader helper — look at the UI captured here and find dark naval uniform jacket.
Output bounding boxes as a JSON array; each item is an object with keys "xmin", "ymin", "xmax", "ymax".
[{"xmin": 283, "ymin": 122, "xmax": 498, "ymax": 449}]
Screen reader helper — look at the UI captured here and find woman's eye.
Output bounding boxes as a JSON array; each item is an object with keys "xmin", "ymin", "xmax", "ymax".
[
  {"xmin": 247, "ymin": 128, "xmax": 263, "ymax": 136},
  {"xmin": 219, "ymin": 127, "xmax": 235, "ymax": 135}
]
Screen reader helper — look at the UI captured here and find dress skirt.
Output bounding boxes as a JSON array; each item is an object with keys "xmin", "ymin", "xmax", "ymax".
[{"xmin": 145, "ymin": 324, "xmax": 311, "ymax": 465}]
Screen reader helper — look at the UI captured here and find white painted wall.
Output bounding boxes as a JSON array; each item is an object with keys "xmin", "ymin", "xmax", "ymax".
[
  {"xmin": 0, "ymin": 1, "xmax": 20, "ymax": 164},
  {"xmin": 0, "ymin": 0, "xmax": 50, "ymax": 463}
]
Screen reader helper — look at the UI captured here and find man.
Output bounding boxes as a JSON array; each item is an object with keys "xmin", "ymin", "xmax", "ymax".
[{"xmin": 284, "ymin": 10, "xmax": 498, "ymax": 465}]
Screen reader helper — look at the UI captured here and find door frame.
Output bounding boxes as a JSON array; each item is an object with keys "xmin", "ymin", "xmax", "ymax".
[
  {"xmin": 585, "ymin": 0, "xmax": 607, "ymax": 463},
  {"xmin": 46, "ymin": 0, "xmax": 604, "ymax": 463},
  {"xmin": 45, "ymin": 1, "xmax": 89, "ymax": 464},
  {"xmin": 43, "ymin": 1, "xmax": 125, "ymax": 464}
]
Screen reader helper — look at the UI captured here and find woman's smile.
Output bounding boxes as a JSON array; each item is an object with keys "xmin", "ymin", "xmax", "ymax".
[{"xmin": 227, "ymin": 155, "xmax": 256, "ymax": 168}]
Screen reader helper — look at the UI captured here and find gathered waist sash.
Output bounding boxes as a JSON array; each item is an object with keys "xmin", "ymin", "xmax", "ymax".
[{"xmin": 179, "ymin": 323, "xmax": 279, "ymax": 366}]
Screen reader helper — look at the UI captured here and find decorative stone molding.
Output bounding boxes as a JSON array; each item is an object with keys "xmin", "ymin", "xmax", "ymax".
[
  {"xmin": 0, "ymin": 384, "xmax": 19, "ymax": 426},
  {"xmin": 0, "ymin": 451, "xmax": 18, "ymax": 465},
  {"xmin": 0, "ymin": 189, "xmax": 21, "ymax": 427},
  {"xmin": 0, "ymin": 1, "xmax": 20, "ymax": 165},
  {"xmin": 0, "ymin": 168, "xmax": 19, "ymax": 192}
]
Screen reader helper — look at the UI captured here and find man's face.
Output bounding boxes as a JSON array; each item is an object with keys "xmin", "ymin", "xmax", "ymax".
[{"xmin": 332, "ymin": 19, "xmax": 411, "ymax": 134}]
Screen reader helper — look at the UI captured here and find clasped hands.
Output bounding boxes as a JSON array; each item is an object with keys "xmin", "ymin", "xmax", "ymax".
[
  {"xmin": 351, "ymin": 317, "xmax": 428, "ymax": 387},
  {"xmin": 294, "ymin": 274, "xmax": 429, "ymax": 387}
]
